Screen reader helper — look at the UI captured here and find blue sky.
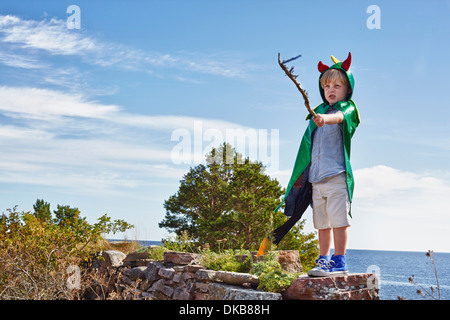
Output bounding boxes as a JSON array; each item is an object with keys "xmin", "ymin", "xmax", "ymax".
[{"xmin": 1, "ymin": 0, "xmax": 450, "ymax": 252}]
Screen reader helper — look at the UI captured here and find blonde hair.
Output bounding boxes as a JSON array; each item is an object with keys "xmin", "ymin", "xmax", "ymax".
[{"xmin": 320, "ymin": 68, "xmax": 351, "ymax": 90}]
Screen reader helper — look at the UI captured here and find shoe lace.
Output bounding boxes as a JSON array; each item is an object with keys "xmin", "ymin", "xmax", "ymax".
[
  {"xmin": 316, "ymin": 258, "xmax": 329, "ymax": 269},
  {"xmin": 327, "ymin": 259, "xmax": 336, "ymax": 269}
]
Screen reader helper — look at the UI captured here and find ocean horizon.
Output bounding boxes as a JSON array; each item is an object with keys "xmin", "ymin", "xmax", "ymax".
[{"xmin": 108, "ymin": 239, "xmax": 450, "ymax": 300}]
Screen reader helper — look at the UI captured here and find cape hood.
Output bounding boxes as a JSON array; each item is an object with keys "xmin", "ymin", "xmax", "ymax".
[{"xmin": 317, "ymin": 52, "xmax": 355, "ymax": 103}]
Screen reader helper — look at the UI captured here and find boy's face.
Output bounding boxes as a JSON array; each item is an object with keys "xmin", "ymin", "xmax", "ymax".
[{"xmin": 323, "ymin": 79, "xmax": 349, "ymax": 105}]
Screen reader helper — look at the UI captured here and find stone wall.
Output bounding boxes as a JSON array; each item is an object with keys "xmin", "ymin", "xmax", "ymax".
[{"xmin": 98, "ymin": 250, "xmax": 379, "ymax": 300}]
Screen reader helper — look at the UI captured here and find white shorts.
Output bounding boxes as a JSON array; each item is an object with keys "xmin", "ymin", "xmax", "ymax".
[{"xmin": 312, "ymin": 172, "xmax": 351, "ymax": 230}]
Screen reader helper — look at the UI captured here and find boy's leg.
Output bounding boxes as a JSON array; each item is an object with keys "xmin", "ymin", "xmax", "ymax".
[
  {"xmin": 312, "ymin": 179, "xmax": 332, "ymax": 256},
  {"xmin": 309, "ymin": 230, "xmax": 331, "ymax": 277},
  {"xmin": 325, "ymin": 173, "xmax": 350, "ymax": 255},
  {"xmin": 333, "ymin": 226, "xmax": 348, "ymax": 256},
  {"xmin": 319, "ymin": 228, "xmax": 332, "ymax": 256},
  {"xmin": 329, "ymin": 226, "xmax": 349, "ymax": 275}
]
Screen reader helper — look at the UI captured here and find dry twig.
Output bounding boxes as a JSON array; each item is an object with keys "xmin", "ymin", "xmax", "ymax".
[{"xmin": 278, "ymin": 53, "xmax": 316, "ymax": 118}]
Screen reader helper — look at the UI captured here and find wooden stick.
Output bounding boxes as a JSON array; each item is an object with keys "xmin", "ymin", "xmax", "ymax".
[{"xmin": 278, "ymin": 53, "xmax": 316, "ymax": 118}]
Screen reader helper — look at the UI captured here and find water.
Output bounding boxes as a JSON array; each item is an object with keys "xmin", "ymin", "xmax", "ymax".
[
  {"xmin": 135, "ymin": 240, "xmax": 162, "ymax": 247},
  {"xmin": 345, "ymin": 249, "xmax": 450, "ymax": 300},
  {"xmin": 129, "ymin": 240, "xmax": 450, "ymax": 300},
  {"xmin": 108, "ymin": 239, "xmax": 161, "ymax": 247}
]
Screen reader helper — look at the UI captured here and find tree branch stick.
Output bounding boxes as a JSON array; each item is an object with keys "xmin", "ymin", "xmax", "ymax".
[{"xmin": 278, "ymin": 53, "xmax": 316, "ymax": 118}]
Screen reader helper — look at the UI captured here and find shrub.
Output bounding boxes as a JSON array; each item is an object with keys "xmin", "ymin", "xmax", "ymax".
[
  {"xmin": 0, "ymin": 203, "xmax": 133, "ymax": 300},
  {"xmin": 199, "ymin": 248, "xmax": 253, "ymax": 273},
  {"xmin": 251, "ymin": 252, "xmax": 300, "ymax": 293}
]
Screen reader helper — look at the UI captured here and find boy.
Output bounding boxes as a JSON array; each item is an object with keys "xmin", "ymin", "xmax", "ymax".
[
  {"xmin": 307, "ymin": 53, "xmax": 359, "ymax": 276},
  {"xmin": 257, "ymin": 52, "xmax": 360, "ymax": 277}
]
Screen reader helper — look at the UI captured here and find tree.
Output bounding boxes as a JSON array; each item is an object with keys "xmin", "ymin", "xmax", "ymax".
[
  {"xmin": 160, "ymin": 143, "xmax": 317, "ymax": 252},
  {"xmin": 227, "ymin": 157, "xmax": 285, "ymax": 248},
  {"xmin": 161, "ymin": 144, "xmax": 234, "ymax": 247},
  {"xmin": 53, "ymin": 204, "xmax": 81, "ymax": 227},
  {"xmin": 33, "ymin": 199, "xmax": 52, "ymax": 222}
]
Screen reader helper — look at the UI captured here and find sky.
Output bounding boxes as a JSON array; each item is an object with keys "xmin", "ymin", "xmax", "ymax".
[{"xmin": 1, "ymin": 0, "xmax": 450, "ymax": 253}]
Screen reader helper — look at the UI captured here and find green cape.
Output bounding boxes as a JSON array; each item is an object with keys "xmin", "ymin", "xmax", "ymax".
[{"xmin": 277, "ymin": 53, "xmax": 360, "ymax": 215}]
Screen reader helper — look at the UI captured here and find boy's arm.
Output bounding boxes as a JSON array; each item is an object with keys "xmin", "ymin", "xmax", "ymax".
[{"xmin": 313, "ymin": 111, "xmax": 344, "ymax": 127}]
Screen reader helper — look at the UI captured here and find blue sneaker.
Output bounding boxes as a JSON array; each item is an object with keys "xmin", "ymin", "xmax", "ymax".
[
  {"xmin": 308, "ymin": 255, "xmax": 331, "ymax": 277},
  {"xmin": 328, "ymin": 255, "xmax": 349, "ymax": 275}
]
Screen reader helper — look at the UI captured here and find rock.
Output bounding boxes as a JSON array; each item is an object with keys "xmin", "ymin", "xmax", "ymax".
[
  {"xmin": 101, "ymin": 250, "xmax": 126, "ymax": 269},
  {"xmin": 141, "ymin": 291, "xmax": 156, "ymax": 300},
  {"xmin": 208, "ymin": 283, "xmax": 282, "ymax": 300},
  {"xmin": 276, "ymin": 250, "xmax": 302, "ymax": 273},
  {"xmin": 164, "ymin": 251, "xmax": 200, "ymax": 265},
  {"xmin": 185, "ymin": 265, "xmax": 203, "ymax": 273},
  {"xmin": 121, "ymin": 275, "xmax": 133, "ymax": 286},
  {"xmin": 123, "ymin": 251, "xmax": 150, "ymax": 267},
  {"xmin": 139, "ymin": 279, "xmax": 150, "ymax": 291},
  {"xmin": 214, "ymin": 271, "xmax": 259, "ymax": 287},
  {"xmin": 195, "ymin": 282, "xmax": 209, "ymax": 293},
  {"xmin": 146, "ymin": 261, "xmax": 164, "ymax": 282},
  {"xmin": 98, "ymin": 247, "xmax": 378, "ymax": 301},
  {"xmin": 172, "ymin": 287, "xmax": 192, "ymax": 300},
  {"xmin": 172, "ymin": 273, "xmax": 184, "ymax": 284},
  {"xmin": 124, "ymin": 266, "xmax": 148, "ymax": 281},
  {"xmin": 149, "ymin": 279, "xmax": 174, "ymax": 297},
  {"xmin": 158, "ymin": 267, "xmax": 175, "ymax": 280},
  {"xmin": 195, "ymin": 269, "xmax": 218, "ymax": 282},
  {"xmin": 149, "ymin": 278, "xmax": 164, "ymax": 291},
  {"xmin": 282, "ymin": 273, "xmax": 379, "ymax": 300}
]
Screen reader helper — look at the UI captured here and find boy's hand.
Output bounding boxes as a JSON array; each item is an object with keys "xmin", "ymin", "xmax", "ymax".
[
  {"xmin": 312, "ymin": 112, "xmax": 344, "ymax": 127},
  {"xmin": 313, "ymin": 114, "xmax": 326, "ymax": 127}
]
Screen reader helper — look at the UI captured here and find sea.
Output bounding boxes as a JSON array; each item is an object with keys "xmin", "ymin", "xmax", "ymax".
[
  {"xmin": 345, "ymin": 249, "xmax": 450, "ymax": 300},
  {"xmin": 128, "ymin": 240, "xmax": 450, "ymax": 300}
]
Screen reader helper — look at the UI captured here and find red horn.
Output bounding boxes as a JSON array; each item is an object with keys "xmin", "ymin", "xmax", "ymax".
[
  {"xmin": 341, "ymin": 52, "xmax": 352, "ymax": 71},
  {"xmin": 318, "ymin": 61, "xmax": 329, "ymax": 73}
]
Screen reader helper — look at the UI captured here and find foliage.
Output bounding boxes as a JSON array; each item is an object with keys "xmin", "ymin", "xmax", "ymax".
[
  {"xmin": 33, "ymin": 199, "xmax": 52, "ymax": 223},
  {"xmin": 138, "ymin": 231, "xmax": 196, "ymax": 261},
  {"xmin": 251, "ymin": 252, "xmax": 300, "ymax": 293},
  {"xmin": 199, "ymin": 240, "xmax": 253, "ymax": 273},
  {"xmin": 161, "ymin": 230, "xmax": 197, "ymax": 253},
  {"xmin": 0, "ymin": 201, "xmax": 133, "ymax": 300},
  {"xmin": 107, "ymin": 240, "xmax": 141, "ymax": 254},
  {"xmin": 142, "ymin": 245, "xmax": 168, "ymax": 261},
  {"xmin": 200, "ymin": 248, "xmax": 250, "ymax": 273},
  {"xmin": 160, "ymin": 143, "xmax": 318, "ymax": 265}
]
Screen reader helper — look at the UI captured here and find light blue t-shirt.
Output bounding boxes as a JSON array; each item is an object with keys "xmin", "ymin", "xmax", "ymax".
[{"xmin": 308, "ymin": 107, "xmax": 346, "ymax": 184}]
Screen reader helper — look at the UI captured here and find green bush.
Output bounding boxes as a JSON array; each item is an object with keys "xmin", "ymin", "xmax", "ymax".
[
  {"xmin": 251, "ymin": 252, "xmax": 300, "ymax": 293},
  {"xmin": 0, "ymin": 202, "xmax": 133, "ymax": 300},
  {"xmin": 199, "ymin": 248, "xmax": 253, "ymax": 273}
]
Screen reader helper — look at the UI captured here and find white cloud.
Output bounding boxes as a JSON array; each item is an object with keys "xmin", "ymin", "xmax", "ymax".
[
  {"xmin": 0, "ymin": 86, "xmax": 250, "ymax": 133},
  {"xmin": 354, "ymin": 165, "xmax": 424, "ymax": 200},
  {"xmin": 0, "ymin": 51, "xmax": 46, "ymax": 69},
  {"xmin": 353, "ymin": 165, "xmax": 450, "ymax": 208},
  {"xmin": 0, "ymin": 86, "xmax": 120, "ymax": 120},
  {"xmin": 0, "ymin": 15, "xmax": 96, "ymax": 55},
  {"xmin": 0, "ymin": 86, "xmax": 256, "ymax": 195},
  {"xmin": 0, "ymin": 14, "xmax": 251, "ymax": 78},
  {"xmin": 350, "ymin": 165, "xmax": 450, "ymax": 252}
]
